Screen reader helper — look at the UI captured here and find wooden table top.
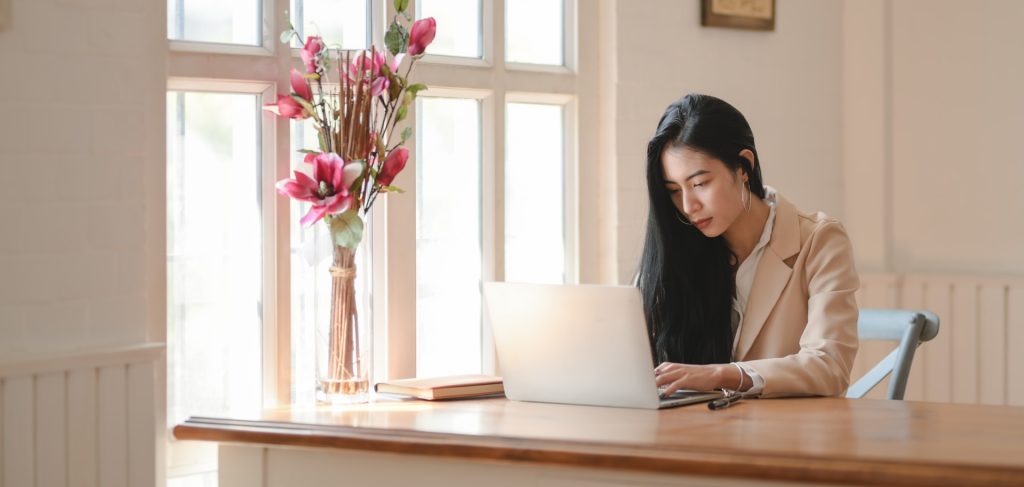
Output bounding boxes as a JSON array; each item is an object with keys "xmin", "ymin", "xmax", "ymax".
[{"xmin": 174, "ymin": 396, "xmax": 1024, "ymax": 486}]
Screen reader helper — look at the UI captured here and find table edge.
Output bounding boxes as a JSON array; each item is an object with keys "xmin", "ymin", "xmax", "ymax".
[{"xmin": 173, "ymin": 418, "xmax": 1024, "ymax": 487}]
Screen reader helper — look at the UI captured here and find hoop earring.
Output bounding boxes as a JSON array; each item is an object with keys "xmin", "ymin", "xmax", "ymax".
[
  {"xmin": 741, "ymin": 182, "xmax": 751, "ymax": 211},
  {"xmin": 676, "ymin": 211, "xmax": 693, "ymax": 226}
]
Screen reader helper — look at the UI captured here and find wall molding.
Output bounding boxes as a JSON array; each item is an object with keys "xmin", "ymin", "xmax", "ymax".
[{"xmin": 0, "ymin": 342, "xmax": 165, "ymax": 379}]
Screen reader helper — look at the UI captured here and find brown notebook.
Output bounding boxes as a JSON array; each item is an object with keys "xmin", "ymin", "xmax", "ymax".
[{"xmin": 374, "ymin": 374, "xmax": 504, "ymax": 400}]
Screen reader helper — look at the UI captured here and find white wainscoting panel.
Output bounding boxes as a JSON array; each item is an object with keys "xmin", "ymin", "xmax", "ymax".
[
  {"xmin": 99, "ymin": 365, "xmax": 128, "ymax": 487},
  {"xmin": 3, "ymin": 375, "xmax": 34, "ymax": 487},
  {"xmin": 855, "ymin": 274, "xmax": 1024, "ymax": 405},
  {"xmin": 36, "ymin": 371, "xmax": 66, "ymax": 487},
  {"xmin": 129, "ymin": 362, "xmax": 157, "ymax": 487},
  {"xmin": 0, "ymin": 343, "xmax": 164, "ymax": 487},
  {"xmin": 68, "ymin": 368, "xmax": 98, "ymax": 487}
]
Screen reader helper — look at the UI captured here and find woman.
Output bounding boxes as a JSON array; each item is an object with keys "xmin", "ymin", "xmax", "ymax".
[{"xmin": 637, "ymin": 94, "xmax": 859, "ymax": 398}]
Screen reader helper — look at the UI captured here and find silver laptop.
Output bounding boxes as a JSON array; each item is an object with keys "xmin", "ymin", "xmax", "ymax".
[{"xmin": 482, "ymin": 282, "xmax": 722, "ymax": 409}]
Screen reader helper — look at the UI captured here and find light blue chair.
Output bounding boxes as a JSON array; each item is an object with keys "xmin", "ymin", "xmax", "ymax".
[{"xmin": 846, "ymin": 309, "xmax": 940, "ymax": 400}]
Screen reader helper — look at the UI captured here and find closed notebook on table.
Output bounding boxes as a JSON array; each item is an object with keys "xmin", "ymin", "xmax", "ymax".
[{"xmin": 374, "ymin": 374, "xmax": 504, "ymax": 400}]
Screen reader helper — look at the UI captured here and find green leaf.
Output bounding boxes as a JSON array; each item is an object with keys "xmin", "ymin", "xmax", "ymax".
[
  {"xmin": 381, "ymin": 185, "xmax": 405, "ymax": 194},
  {"xmin": 385, "ymin": 20, "xmax": 404, "ymax": 56},
  {"xmin": 400, "ymin": 126, "xmax": 413, "ymax": 143},
  {"xmin": 406, "ymin": 83, "xmax": 428, "ymax": 97},
  {"xmin": 394, "ymin": 0, "xmax": 410, "ymax": 14},
  {"xmin": 388, "ymin": 73, "xmax": 404, "ymax": 99},
  {"xmin": 329, "ymin": 209, "xmax": 364, "ymax": 249},
  {"xmin": 280, "ymin": 29, "xmax": 295, "ymax": 45},
  {"xmin": 395, "ymin": 105, "xmax": 408, "ymax": 123},
  {"xmin": 297, "ymin": 149, "xmax": 319, "ymax": 155}
]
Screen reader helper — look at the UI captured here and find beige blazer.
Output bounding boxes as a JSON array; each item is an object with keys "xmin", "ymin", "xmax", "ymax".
[{"xmin": 738, "ymin": 193, "xmax": 860, "ymax": 398}]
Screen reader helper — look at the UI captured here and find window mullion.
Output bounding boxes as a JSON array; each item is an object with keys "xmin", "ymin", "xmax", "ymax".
[
  {"xmin": 482, "ymin": 0, "xmax": 504, "ymax": 377},
  {"xmin": 272, "ymin": 0, "xmax": 292, "ymax": 406},
  {"xmin": 564, "ymin": 99, "xmax": 580, "ymax": 284},
  {"xmin": 167, "ymin": 50, "xmax": 280, "ymax": 82},
  {"xmin": 383, "ymin": 0, "xmax": 418, "ymax": 381},
  {"xmin": 482, "ymin": 92, "xmax": 501, "ymax": 377}
]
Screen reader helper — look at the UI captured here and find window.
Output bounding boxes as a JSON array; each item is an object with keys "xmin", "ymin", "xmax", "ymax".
[
  {"xmin": 167, "ymin": 0, "xmax": 261, "ymax": 45},
  {"xmin": 165, "ymin": 79, "xmax": 279, "ymax": 486},
  {"xmin": 418, "ymin": 0, "xmax": 481, "ymax": 58},
  {"xmin": 166, "ymin": 90, "xmax": 264, "ymax": 425},
  {"xmin": 415, "ymin": 97, "xmax": 483, "ymax": 377},
  {"xmin": 407, "ymin": 0, "xmax": 584, "ymax": 376},
  {"xmin": 289, "ymin": 0, "xmax": 370, "ymax": 50},
  {"xmin": 505, "ymin": 102, "xmax": 566, "ymax": 284},
  {"xmin": 506, "ymin": 0, "xmax": 564, "ymax": 65},
  {"xmin": 165, "ymin": 0, "xmax": 593, "ymax": 483}
]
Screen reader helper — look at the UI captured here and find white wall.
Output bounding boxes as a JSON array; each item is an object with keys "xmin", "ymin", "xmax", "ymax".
[
  {"xmin": 844, "ymin": 0, "xmax": 1024, "ymax": 275},
  {"xmin": 0, "ymin": 0, "xmax": 166, "ymax": 484},
  {"xmin": 887, "ymin": 0, "xmax": 1024, "ymax": 273},
  {"xmin": 607, "ymin": 0, "xmax": 844, "ymax": 284},
  {"xmin": 0, "ymin": 0, "xmax": 165, "ymax": 356}
]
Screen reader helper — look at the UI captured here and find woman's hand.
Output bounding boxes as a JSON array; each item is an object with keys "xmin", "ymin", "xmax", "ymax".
[{"xmin": 655, "ymin": 362, "xmax": 747, "ymax": 397}]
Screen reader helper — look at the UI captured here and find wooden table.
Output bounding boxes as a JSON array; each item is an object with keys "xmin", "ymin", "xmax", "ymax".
[{"xmin": 174, "ymin": 396, "xmax": 1024, "ymax": 486}]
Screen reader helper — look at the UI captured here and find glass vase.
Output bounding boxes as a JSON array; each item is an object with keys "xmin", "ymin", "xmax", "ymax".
[{"xmin": 315, "ymin": 242, "xmax": 371, "ymax": 404}]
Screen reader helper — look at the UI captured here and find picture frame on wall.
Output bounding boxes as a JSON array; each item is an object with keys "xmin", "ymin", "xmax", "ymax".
[
  {"xmin": 701, "ymin": 0, "xmax": 775, "ymax": 31},
  {"xmin": 0, "ymin": 0, "xmax": 10, "ymax": 32}
]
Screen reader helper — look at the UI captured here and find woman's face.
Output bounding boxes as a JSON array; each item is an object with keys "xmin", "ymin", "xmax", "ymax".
[{"xmin": 661, "ymin": 145, "xmax": 746, "ymax": 238}]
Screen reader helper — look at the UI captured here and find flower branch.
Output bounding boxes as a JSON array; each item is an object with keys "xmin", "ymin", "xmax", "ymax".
[{"xmin": 267, "ymin": 0, "xmax": 436, "ymax": 249}]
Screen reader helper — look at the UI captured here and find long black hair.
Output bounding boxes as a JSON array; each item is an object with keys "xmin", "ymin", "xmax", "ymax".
[{"xmin": 637, "ymin": 94, "xmax": 767, "ymax": 365}]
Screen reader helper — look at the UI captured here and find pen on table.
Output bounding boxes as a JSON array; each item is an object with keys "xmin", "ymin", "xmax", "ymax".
[{"xmin": 708, "ymin": 391, "xmax": 743, "ymax": 410}]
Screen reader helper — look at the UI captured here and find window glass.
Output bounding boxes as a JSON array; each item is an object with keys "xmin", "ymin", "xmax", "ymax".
[
  {"xmin": 505, "ymin": 102, "xmax": 565, "ymax": 283},
  {"xmin": 290, "ymin": 0, "xmax": 369, "ymax": 50},
  {"xmin": 416, "ymin": 97, "xmax": 482, "ymax": 377},
  {"xmin": 506, "ymin": 0, "xmax": 564, "ymax": 65},
  {"xmin": 418, "ymin": 0, "xmax": 481, "ymax": 58},
  {"xmin": 166, "ymin": 91, "xmax": 263, "ymax": 427},
  {"xmin": 168, "ymin": 0, "xmax": 261, "ymax": 45}
]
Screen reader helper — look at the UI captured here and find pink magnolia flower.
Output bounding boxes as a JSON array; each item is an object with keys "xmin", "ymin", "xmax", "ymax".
[
  {"xmin": 290, "ymin": 68, "xmax": 312, "ymax": 101},
  {"xmin": 263, "ymin": 95, "xmax": 311, "ymax": 119},
  {"xmin": 408, "ymin": 17, "xmax": 436, "ymax": 57},
  {"xmin": 263, "ymin": 69, "xmax": 314, "ymax": 119},
  {"xmin": 377, "ymin": 147, "xmax": 409, "ymax": 186},
  {"xmin": 300, "ymin": 36, "xmax": 325, "ymax": 73},
  {"xmin": 349, "ymin": 51, "xmax": 404, "ymax": 97},
  {"xmin": 276, "ymin": 152, "xmax": 363, "ymax": 226}
]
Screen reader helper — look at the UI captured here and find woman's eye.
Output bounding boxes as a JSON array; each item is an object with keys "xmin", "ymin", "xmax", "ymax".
[
  {"xmin": 692, "ymin": 181, "xmax": 706, "ymax": 189},
  {"xmin": 667, "ymin": 188, "xmax": 680, "ymax": 195}
]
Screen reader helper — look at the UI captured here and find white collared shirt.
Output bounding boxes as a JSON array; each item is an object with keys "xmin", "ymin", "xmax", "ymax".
[{"xmin": 731, "ymin": 188, "xmax": 778, "ymax": 396}]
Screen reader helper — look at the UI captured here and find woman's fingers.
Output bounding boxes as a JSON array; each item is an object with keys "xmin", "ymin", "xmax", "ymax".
[
  {"xmin": 656, "ymin": 364, "xmax": 720, "ymax": 394},
  {"xmin": 660, "ymin": 379, "xmax": 688, "ymax": 398},
  {"xmin": 655, "ymin": 367, "xmax": 689, "ymax": 388},
  {"xmin": 655, "ymin": 362, "xmax": 678, "ymax": 375},
  {"xmin": 654, "ymin": 369, "xmax": 677, "ymax": 387}
]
